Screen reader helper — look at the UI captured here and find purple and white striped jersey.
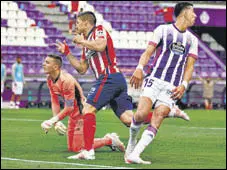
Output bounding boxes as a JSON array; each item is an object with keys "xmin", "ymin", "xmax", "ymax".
[{"xmin": 148, "ymin": 23, "xmax": 198, "ymax": 87}]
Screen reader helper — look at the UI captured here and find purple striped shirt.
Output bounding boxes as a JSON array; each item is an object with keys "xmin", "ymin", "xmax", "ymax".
[{"xmin": 148, "ymin": 24, "xmax": 198, "ymax": 86}]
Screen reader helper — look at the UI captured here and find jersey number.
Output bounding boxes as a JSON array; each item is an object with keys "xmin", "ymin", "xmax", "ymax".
[{"xmin": 144, "ymin": 78, "xmax": 154, "ymax": 87}]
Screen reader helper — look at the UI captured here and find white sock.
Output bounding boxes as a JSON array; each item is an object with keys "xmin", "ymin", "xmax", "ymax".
[
  {"xmin": 131, "ymin": 125, "xmax": 157, "ymax": 157},
  {"xmin": 10, "ymin": 101, "xmax": 15, "ymax": 106},
  {"xmin": 129, "ymin": 117, "xmax": 142, "ymax": 144},
  {"xmin": 168, "ymin": 109, "xmax": 175, "ymax": 117},
  {"xmin": 16, "ymin": 101, "xmax": 20, "ymax": 106}
]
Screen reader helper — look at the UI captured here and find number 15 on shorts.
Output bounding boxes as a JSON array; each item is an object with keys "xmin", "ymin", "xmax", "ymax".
[{"xmin": 143, "ymin": 78, "xmax": 154, "ymax": 88}]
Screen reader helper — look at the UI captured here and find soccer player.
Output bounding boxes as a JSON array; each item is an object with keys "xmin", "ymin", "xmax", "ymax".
[
  {"xmin": 1, "ymin": 55, "xmax": 7, "ymax": 106},
  {"xmin": 9, "ymin": 56, "xmax": 25, "ymax": 109},
  {"xmin": 55, "ymin": 11, "xmax": 190, "ymax": 160},
  {"xmin": 41, "ymin": 54, "xmax": 125, "ymax": 155},
  {"xmin": 125, "ymin": 2, "xmax": 198, "ymax": 164}
]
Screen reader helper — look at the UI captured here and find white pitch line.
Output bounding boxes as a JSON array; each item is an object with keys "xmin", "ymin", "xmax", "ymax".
[
  {"xmin": 2, "ymin": 118, "xmax": 226, "ymax": 130},
  {"xmin": 1, "ymin": 157, "xmax": 133, "ymax": 169},
  {"xmin": 1, "ymin": 118, "xmax": 43, "ymax": 122}
]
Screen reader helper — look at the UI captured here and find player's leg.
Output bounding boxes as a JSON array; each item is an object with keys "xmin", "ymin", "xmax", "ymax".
[
  {"xmin": 208, "ymin": 98, "xmax": 213, "ymax": 110},
  {"xmin": 127, "ymin": 104, "xmax": 170, "ymax": 164},
  {"xmin": 15, "ymin": 82, "xmax": 23, "ymax": 109},
  {"xmin": 124, "ymin": 96, "xmax": 153, "ymax": 163},
  {"xmin": 9, "ymin": 93, "xmax": 15, "ymax": 108},
  {"xmin": 93, "ymin": 133, "xmax": 125, "ymax": 152},
  {"xmin": 67, "ymin": 103, "xmax": 96, "ymax": 160},
  {"xmin": 204, "ymin": 98, "xmax": 209, "ymax": 110},
  {"xmin": 15, "ymin": 95, "xmax": 21, "ymax": 109},
  {"xmin": 1, "ymin": 82, "xmax": 4, "ymax": 107}
]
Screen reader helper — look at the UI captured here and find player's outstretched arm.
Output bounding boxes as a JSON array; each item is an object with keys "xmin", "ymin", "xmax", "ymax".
[
  {"xmin": 54, "ymin": 40, "xmax": 89, "ymax": 74},
  {"xmin": 130, "ymin": 44, "xmax": 156, "ymax": 89}
]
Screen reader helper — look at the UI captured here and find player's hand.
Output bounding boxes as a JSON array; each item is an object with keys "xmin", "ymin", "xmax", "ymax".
[
  {"xmin": 171, "ymin": 85, "xmax": 185, "ymax": 100},
  {"xmin": 54, "ymin": 40, "xmax": 71, "ymax": 56},
  {"xmin": 73, "ymin": 33, "xmax": 84, "ymax": 45},
  {"xmin": 130, "ymin": 69, "xmax": 143, "ymax": 89},
  {"xmin": 54, "ymin": 121, "xmax": 67, "ymax": 136},
  {"xmin": 41, "ymin": 120, "xmax": 54, "ymax": 134}
]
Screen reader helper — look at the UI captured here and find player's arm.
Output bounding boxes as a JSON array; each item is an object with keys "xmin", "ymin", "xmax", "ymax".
[
  {"xmin": 130, "ymin": 25, "xmax": 162, "ymax": 89},
  {"xmin": 41, "ymin": 81, "xmax": 75, "ymax": 133},
  {"xmin": 2, "ymin": 65, "xmax": 7, "ymax": 83},
  {"xmin": 74, "ymin": 35, "xmax": 107, "ymax": 52},
  {"xmin": 55, "ymin": 40, "xmax": 89, "ymax": 74},
  {"xmin": 22, "ymin": 65, "xmax": 25, "ymax": 84},
  {"xmin": 11, "ymin": 64, "xmax": 16, "ymax": 82},
  {"xmin": 66, "ymin": 53, "xmax": 89, "ymax": 74},
  {"xmin": 50, "ymin": 91, "xmax": 61, "ymax": 117},
  {"xmin": 130, "ymin": 44, "xmax": 156, "ymax": 89},
  {"xmin": 172, "ymin": 55, "xmax": 198, "ymax": 99},
  {"xmin": 172, "ymin": 34, "xmax": 198, "ymax": 100}
]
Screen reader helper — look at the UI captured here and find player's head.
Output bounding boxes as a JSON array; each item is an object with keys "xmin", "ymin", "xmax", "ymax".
[
  {"xmin": 75, "ymin": 11, "xmax": 96, "ymax": 34},
  {"xmin": 43, "ymin": 54, "xmax": 62, "ymax": 74},
  {"xmin": 206, "ymin": 77, "xmax": 211, "ymax": 83},
  {"xmin": 16, "ymin": 56, "xmax": 21, "ymax": 63},
  {"xmin": 174, "ymin": 2, "xmax": 196, "ymax": 27}
]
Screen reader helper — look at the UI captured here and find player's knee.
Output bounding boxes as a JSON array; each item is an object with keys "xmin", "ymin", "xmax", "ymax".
[
  {"xmin": 154, "ymin": 109, "xmax": 170, "ymax": 119},
  {"xmin": 120, "ymin": 115, "xmax": 132, "ymax": 127}
]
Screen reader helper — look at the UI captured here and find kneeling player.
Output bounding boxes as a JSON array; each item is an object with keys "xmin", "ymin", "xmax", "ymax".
[{"xmin": 41, "ymin": 54, "xmax": 125, "ymax": 155}]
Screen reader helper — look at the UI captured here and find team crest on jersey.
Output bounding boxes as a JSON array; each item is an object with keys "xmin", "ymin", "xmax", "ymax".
[{"xmin": 169, "ymin": 41, "xmax": 185, "ymax": 55}]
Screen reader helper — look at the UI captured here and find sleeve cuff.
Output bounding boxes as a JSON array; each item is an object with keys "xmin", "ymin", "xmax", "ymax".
[
  {"xmin": 188, "ymin": 53, "xmax": 198, "ymax": 60},
  {"xmin": 148, "ymin": 41, "xmax": 157, "ymax": 47}
]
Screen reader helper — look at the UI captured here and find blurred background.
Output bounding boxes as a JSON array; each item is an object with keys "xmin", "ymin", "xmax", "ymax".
[{"xmin": 1, "ymin": 1, "xmax": 226, "ymax": 110}]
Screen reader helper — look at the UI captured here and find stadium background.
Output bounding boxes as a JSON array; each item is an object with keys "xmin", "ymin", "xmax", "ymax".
[
  {"xmin": 1, "ymin": 1, "xmax": 226, "ymax": 169},
  {"xmin": 1, "ymin": 1, "xmax": 226, "ymax": 109}
]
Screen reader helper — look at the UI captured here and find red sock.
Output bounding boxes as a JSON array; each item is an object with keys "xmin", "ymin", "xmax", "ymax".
[
  {"xmin": 143, "ymin": 112, "xmax": 153, "ymax": 124},
  {"xmin": 93, "ymin": 138, "xmax": 112, "ymax": 149},
  {"xmin": 83, "ymin": 113, "xmax": 96, "ymax": 151}
]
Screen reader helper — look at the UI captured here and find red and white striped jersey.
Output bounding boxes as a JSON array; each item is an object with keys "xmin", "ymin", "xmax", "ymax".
[{"xmin": 81, "ymin": 25, "xmax": 120, "ymax": 79}]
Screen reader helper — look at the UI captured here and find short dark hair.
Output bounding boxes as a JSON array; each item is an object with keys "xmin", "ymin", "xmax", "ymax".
[
  {"xmin": 47, "ymin": 54, "xmax": 62, "ymax": 68},
  {"xmin": 174, "ymin": 2, "xmax": 193, "ymax": 17},
  {"xmin": 77, "ymin": 11, "xmax": 96, "ymax": 25}
]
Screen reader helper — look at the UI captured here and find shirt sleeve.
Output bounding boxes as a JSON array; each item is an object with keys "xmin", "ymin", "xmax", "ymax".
[
  {"xmin": 47, "ymin": 79, "xmax": 61, "ymax": 115},
  {"xmin": 62, "ymin": 77, "xmax": 75, "ymax": 107},
  {"xmin": 188, "ymin": 34, "xmax": 198, "ymax": 60},
  {"xmin": 148, "ymin": 25, "xmax": 163, "ymax": 47},
  {"xmin": 94, "ymin": 25, "xmax": 107, "ymax": 40}
]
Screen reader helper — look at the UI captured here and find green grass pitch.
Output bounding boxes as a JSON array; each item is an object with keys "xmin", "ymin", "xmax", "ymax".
[{"xmin": 1, "ymin": 108, "xmax": 226, "ymax": 169}]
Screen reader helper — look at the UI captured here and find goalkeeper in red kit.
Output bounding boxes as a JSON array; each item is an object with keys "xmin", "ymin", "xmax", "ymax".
[{"xmin": 41, "ymin": 54, "xmax": 125, "ymax": 154}]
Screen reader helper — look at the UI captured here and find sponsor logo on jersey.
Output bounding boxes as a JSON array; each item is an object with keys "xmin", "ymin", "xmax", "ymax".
[{"xmin": 169, "ymin": 42, "xmax": 185, "ymax": 55}]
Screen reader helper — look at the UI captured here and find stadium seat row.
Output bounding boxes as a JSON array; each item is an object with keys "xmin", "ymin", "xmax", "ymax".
[
  {"xmin": 1, "ymin": 36, "xmax": 47, "ymax": 46},
  {"xmin": 1, "ymin": 27, "xmax": 46, "ymax": 38}
]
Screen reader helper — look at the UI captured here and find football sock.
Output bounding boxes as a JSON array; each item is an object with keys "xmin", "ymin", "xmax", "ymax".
[
  {"xmin": 129, "ymin": 117, "xmax": 142, "ymax": 145},
  {"xmin": 93, "ymin": 138, "xmax": 112, "ymax": 149},
  {"xmin": 143, "ymin": 112, "xmax": 153, "ymax": 124},
  {"xmin": 10, "ymin": 101, "xmax": 15, "ymax": 106},
  {"xmin": 131, "ymin": 125, "xmax": 157, "ymax": 157},
  {"xmin": 83, "ymin": 113, "xmax": 96, "ymax": 151}
]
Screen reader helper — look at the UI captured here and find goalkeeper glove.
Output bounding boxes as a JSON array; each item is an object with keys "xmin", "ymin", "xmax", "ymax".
[
  {"xmin": 54, "ymin": 121, "xmax": 67, "ymax": 136},
  {"xmin": 41, "ymin": 116, "xmax": 59, "ymax": 134}
]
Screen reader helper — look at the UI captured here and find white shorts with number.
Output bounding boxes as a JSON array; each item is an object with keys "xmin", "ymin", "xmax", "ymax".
[
  {"xmin": 140, "ymin": 77, "xmax": 176, "ymax": 109},
  {"xmin": 1, "ymin": 82, "xmax": 4, "ymax": 93},
  {"xmin": 12, "ymin": 82, "xmax": 24, "ymax": 95}
]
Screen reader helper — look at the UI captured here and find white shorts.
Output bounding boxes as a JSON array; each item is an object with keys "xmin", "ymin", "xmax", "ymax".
[
  {"xmin": 1, "ymin": 82, "xmax": 4, "ymax": 93},
  {"xmin": 140, "ymin": 77, "xmax": 176, "ymax": 109},
  {"xmin": 12, "ymin": 82, "xmax": 24, "ymax": 95}
]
